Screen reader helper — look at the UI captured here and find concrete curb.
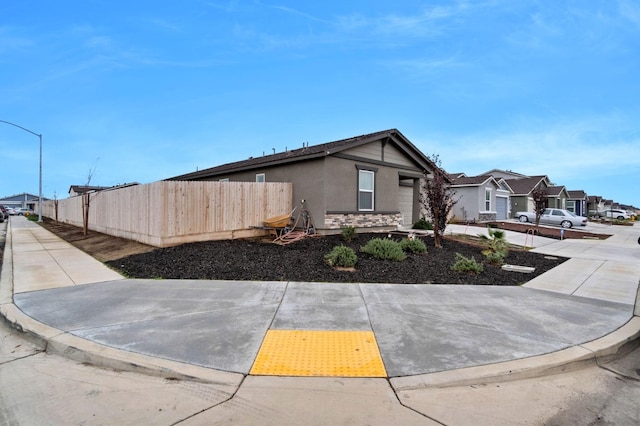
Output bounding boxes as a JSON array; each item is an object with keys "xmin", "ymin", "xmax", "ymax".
[
  {"xmin": 391, "ymin": 316, "xmax": 640, "ymax": 390},
  {"xmin": 0, "ymin": 302, "xmax": 243, "ymax": 387},
  {"xmin": 0, "ymin": 219, "xmax": 14, "ymax": 305}
]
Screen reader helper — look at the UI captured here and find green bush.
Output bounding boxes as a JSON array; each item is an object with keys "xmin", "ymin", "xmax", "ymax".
[
  {"xmin": 478, "ymin": 227, "xmax": 508, "ymax": 265},
  {"xmin": 341, "ymin": 225, "xmax": 356, "ymax": 242},
  {"xmin": 483, "ymin": 251, "xmax": 506, "ymax": 265},
  {"xmin": 360, "ymin": 238, "xmax": 406, "ymax": 261},
  {"xmin": 451, "ymin": 253, "xmax": 483, "ymax": 274},
  {"xmin": 399, "ymin": 237, "xmax": 427, "ymax": 254},
  {"xmin": 324, "ymin": 245, "xmax": 358, "ymax": 268},
  {"xmin": 412, "ymin": 217, "xmax": 433, "ymax": 230}
]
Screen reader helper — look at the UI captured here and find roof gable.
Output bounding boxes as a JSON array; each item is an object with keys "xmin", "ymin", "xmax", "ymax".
[
  {"xmin": 567, "ymin": 190, "xmax": 587, "ymax": 199},
  {"xmin": 504, "ymin": 175, "xmax": 549, "ymax": 195},
  {"xmin": 546, "ymin": 185, "xmax": 568, "ymax": 197},
  {"xmin": 451, "ymin": 174, "xmax": 496, "ymax": 187},
  {"xmin": 0, "ymin": 192, "xmax": 41, "ymax": 202},
  {"xmin": 484, "ymin": 169, "xmax": 529, "ymax": 179}
]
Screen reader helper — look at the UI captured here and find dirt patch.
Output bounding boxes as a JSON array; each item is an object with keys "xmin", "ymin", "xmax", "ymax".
[
  {"xmin": 472, "ymin": 221, "xmax": 611, "ymax": 240},
  {"xmin": 38, "ymin": 218, "xmax": 155, "ymax": 262}
]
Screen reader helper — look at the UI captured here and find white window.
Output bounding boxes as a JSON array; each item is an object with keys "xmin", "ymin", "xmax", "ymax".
[
  {"xmin": 256, "ymin": 173, "xmax": 265, "ymax": 183},
  {"xmin": 484, "ymin": 188, "xmax": 491, "ymax": 211},
  {"xmin": 358, "ymin": 169, "xmax": 375, "ymax": 211},
  {"xmin": 219, "ymin": 178, "xmax": 229, "ymax": 182}
]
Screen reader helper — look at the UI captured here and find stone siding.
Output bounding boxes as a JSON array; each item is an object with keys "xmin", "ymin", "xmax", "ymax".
[
  {"xmin": 478, "ymin": 212, "xmax": 497, "ymax": 222},
  {"xmin": 325, "ymin": 212, "xmax": 404, "ymax": 229}
]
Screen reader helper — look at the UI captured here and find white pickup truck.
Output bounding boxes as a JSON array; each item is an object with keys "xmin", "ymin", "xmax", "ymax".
[{"xmin": 516, "ymin": 208, "xmax": 587, "ymax": 228}]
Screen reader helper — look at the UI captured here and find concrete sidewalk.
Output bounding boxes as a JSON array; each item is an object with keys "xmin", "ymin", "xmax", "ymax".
[{"xmin": 1, "ymin": 217, "xmax": 639, "ymax": 389}]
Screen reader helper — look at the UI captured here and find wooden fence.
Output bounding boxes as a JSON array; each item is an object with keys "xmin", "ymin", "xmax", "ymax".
[{"xmin": 41, "ymin": 181, "xmax": 293, "ymax": 247}]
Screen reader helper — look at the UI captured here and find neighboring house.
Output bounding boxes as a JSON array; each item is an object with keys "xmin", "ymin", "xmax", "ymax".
[
  {"xmin": 447, "ymin": 172, "xmax": 466, "ymax": 180},
  {"xmin": 567, "ymin": 190, "xmax": 588, "ymax": 216},
  {"xmin": 68, "ymin": 185, "xmax": 110, "ymax": 197},
  {"xmin": 503, "ymin": 176, "xmax": 551, "ymax": 218},
  {"xmin": 482, "ymin": 169, "xmax": 529, "ymax": 181},
  {"xmin": 0, "ymin": 192, "xmax": 42, "ymax": 211},
  {"xmin": 450, "ymin": 175, "xmax": 512, "ymax": 222},
  {"xmin": 68, "ymin": 183, "xmax": 139, "ymax": 198},
  {"xmin": 168, "ymin": 129, "xmax": 440, "ymax": 233},
  {"xmin": 587, "ymin": 195, "xmax": 604, "ymax": 216},
  {"xmin": 546, "ymin": 186, "xmax": 569, "ymax": 210}
]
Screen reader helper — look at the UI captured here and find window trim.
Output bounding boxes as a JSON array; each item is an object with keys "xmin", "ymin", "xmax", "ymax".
[
  {"xmin": 255, "ymin": 173, "xmax": 265, "ymax": 183},
  {"xmin": 358, "ymin": 168, "xmax": 375, "ymax": 211},
  {"xmin": 484, "ymin": 188, "xmax": 492, "ymax": 212}
]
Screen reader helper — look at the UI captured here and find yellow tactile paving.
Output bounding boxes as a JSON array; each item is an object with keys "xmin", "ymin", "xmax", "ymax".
[{"xmin": 250, "ymin": 330, "xmax": 387, "ymax": 377}]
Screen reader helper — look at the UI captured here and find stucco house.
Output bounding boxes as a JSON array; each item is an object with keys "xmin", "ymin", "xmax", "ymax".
[
  {"xmin": 587, "ymin": 195, "xmax": 604, "ymax": 216},
  {"xmin": 483, "ymin": 169, "xmax": 529, "ymax": 181},
  {"xmin": 450, "ymin": 174, "xmax": 512, "ymax": 222},
  {"xmin": 168, "ymin": 129, "xmax": 440, "ymax": 234},
  {"xmin": 68, "ymin": 185, "xmax": 110, "ymax": 197},
  {"xmin": 503, "ymin": 175, "xmax": 551, "ymax": 218},
  {"xmin": 68, "ymin": 183, "xmax": 140, "ymax": 198},
  {"xmin": 0, "ymin": 192, "xmax": 42, "ymax": 211},
  {"xmin": 567, "ymin": 190, "xmax": 588, "ymax": 216},
  {"xmin": 546, "ymin": 185, "xmax": 569, "ymax": 210}
]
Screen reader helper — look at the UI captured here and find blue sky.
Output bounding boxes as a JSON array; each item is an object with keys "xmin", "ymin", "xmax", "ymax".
[{"xmin": 2, "ymin": 1, "xmax": 639, "ymax": 207}]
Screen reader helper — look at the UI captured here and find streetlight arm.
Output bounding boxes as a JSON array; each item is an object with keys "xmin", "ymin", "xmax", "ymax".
[{"xmin": 0, "ymin": 119, "xmax": 41, "ymax": 138}]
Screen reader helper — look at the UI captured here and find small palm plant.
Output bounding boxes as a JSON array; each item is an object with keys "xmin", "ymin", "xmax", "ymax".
[{"xmin": 477, "ymin": 227, "xmax": 509, "ymax": 265}]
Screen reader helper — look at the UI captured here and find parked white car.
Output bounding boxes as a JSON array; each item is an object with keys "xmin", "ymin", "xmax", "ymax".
[
  {"xmin": 516, "ymin": 208, "xmax": 588, "ymax": 228},
  {"xmin": 596, "ymin": 209, "xmax": 631, "ymax": 220}
]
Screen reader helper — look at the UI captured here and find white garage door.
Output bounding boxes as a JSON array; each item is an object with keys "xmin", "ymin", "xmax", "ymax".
[
  {"xmin": 399, "ymin": 185, "xmax": 414, "ymax": 227},
  {"xmin": 496, "ymin": 196, "xmax": 508, "ymax": 220}
]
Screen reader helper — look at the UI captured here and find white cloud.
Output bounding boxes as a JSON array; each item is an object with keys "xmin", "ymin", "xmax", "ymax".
[
  {"xmin": 618, "ymin": 0, "xmax": 640, "ymax": 27},
  {"xmin": 0, "ymin": 26, "xmax": 34, "ymax": 53},
  {"xmin": 418, "ymin": 114, "xmax": 640, "ymax": 183}
]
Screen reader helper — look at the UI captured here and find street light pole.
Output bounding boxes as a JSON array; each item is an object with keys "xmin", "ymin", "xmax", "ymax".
[{"xmin": 0, "ymin": 119, "xmax": 43, "ymax": 222}]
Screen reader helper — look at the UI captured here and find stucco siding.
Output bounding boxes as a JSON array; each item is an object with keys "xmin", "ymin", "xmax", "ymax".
[
  {"xmin": 511, "ymin": 196, "xmax": 533, "ymax": 217},
  {"xmin": 323, "ymin": 156, "xmax": 402, "ymax": 213},
  {"xmin": 452, "ymin": 187, "xmax": 480, "ymax": 221}
]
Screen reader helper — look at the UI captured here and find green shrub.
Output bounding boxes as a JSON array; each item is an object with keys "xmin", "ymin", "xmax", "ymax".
[
  {"xmin": 341, "ymin": 225, "xmax": 356, "ymax": 242},
  {"xmin": 484, "ymin": 251, "xmax": 506, "ymax": 265},
  {"xmin": 451, "ymin": 253, "xmax": 483, "ymax": 274},
  {"xmin": 360, "ymin": 238, "xmax": 406, "ymax": 261},
  {"xmin": 399, "ymin": 237, "xmax": 427, "ymax": 254},
  {"xmin": 324, "ymin": 245, "xmax": 358, "ymax": 268},
  {"xmin": 478, "ymin": 227, "xmax": 508, "ymax": 265},
  {"xmin": 412, "ymin": 217, "xmax": 433, "ymax": 230}
]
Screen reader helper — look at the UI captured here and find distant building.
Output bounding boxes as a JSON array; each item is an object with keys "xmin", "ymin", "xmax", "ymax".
[
  {"xmin": 0, "ymin": 192, "xmax": 44, "ymax": 211},
  {"xmin": 68, "ymin": 183, "xmax": 140, "ymax": 197}
]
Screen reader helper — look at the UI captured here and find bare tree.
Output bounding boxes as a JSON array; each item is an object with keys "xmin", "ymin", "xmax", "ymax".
[
  {"xmin": 531, "ymin": 185, "xmax": 548, "ymax": 232},
  {"xmin": 82, "ymin": 162, "xmax": 98, "ymax": 236},
  {"xmin": 418, "ymin": 154, "xmax": 457, "ymax": 248},
  {"xmin": 53, "ymin": 191, "xmax": 59, "ymax": 224}
]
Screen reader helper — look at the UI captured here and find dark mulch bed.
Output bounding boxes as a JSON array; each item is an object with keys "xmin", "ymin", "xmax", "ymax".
[{"xmin": 107, "ymin": 233, "xmax": 568, "ymax": 286}]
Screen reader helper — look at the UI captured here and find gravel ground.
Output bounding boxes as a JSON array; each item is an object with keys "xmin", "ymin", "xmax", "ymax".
[{"xmin": 107, "ymin": 232, "xmax": 568, "ymax": 286}]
